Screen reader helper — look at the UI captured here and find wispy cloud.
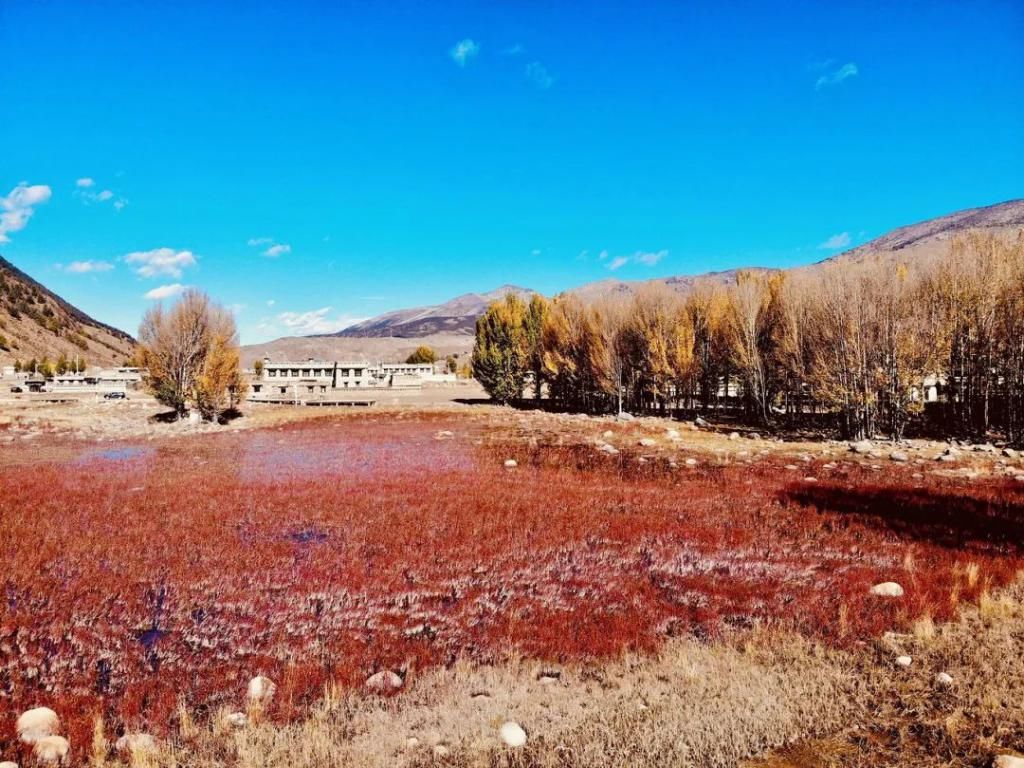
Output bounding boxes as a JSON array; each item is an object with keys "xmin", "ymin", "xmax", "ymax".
[
  {"xmin": 276, "ymin": 307, "xmax": 367, "ymax": 335},
  {"xmin": 125, "ymin": 247, "xmax": 197, "ymax": 278},
  {"xmin": 526, "ymin": 61, "xmax": 554, "ymax": 89},
  {"xmin": 74, "ymin": 177, "xmax": 127, "ymax": 210},
  {"xmin": 0, "ymin": 182, "xmax": 52, "ymax": 243},
  {"xmin": 144, "ymin": 283, "xmax": 186, "ymax": 300},
  {"xmin": 61, "ymin": 260, "xmax": 114, "ymax": 274},
  {"xmin": 263, "ymin": 243, "xmax": 291, "ymax": 257},
  {"xmin": 815, "ymin": 61, "xmax": 858, "ymax": 89},
  {"xmin": 604, "ymin": 249, "xmax": 668, "ymax": 271},
  {"xmin": 247, "ymin": 237, "xmax": 290, "ymax": 257},
  {"xmin": 450, "ymin": 38, "xmax": 479, "ymax": 66},
  {"xmin": 819, "ymin": 232, "xmax": 851, "ymax": 250}
]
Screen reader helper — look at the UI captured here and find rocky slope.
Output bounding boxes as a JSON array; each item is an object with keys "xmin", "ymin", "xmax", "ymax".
[{"xmin": 0, "ymin": 255, "xmax": 135, "ymax": 367}]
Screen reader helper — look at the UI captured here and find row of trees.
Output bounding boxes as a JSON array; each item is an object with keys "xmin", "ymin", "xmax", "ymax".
[
  {"xmin": 10, "ymin": 354, "xmax": 89, "ymax": 375},
  {"xmin": 473, "ymin": 232, "xmax": 1024, "ymax": 443}
]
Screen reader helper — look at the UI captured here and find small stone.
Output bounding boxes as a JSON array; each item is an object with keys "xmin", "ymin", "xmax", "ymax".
[
  {"xmin": 728, "ymin": 432, "xmax": 740, "ymax": 441},
  {"xmin": 406, "ymin": 737, "xmax": 420, "ymax": 748},
  {"xmin": 599, "ymin": 443, "xmax": 619, "ymax": 455},
  {"xmin": 850, "ymin": 440, "xmax": 873, "ymax": 454},
  {"xmin": 499, "ymin": 721, "xmax": 528, "ymax": 748},
  {"xmin": 870, "ymin": 582, "xmax": 905, "ymax": 598},
  {"xmin": 0, "ymin": 761, "xmax": 18, "ymax": 768},
  {"xmin": 16, "ymin": 707, "xmax": 59, "ymax": 744},
  {"xmin": 890, "ymin": 451, "xmax": 909, "ymax": 462},
  {"xmin": 638, "ymin": 438, "xmax": 657, "ymax": 447},
  {"xmin": 694, "ymin": 417, "xmax": 709, "ymax": 428},
  {"xmin": 935, "ymin": 671, "xmax": 954, "ymax": 686},
  {"xmin": 684, "ymin": 458, "xmax": 698, "ymax": 466},
  {"xmin": 432, "ymin": 744, "xmax": 451, "ymax": 758},
  {"xmin": 602, "ymin": 430, "xmax": 614, "ymax": 438},
  {"xmin": 1002, "ymin": 448, "xmax": 1018, "ymax": 459},
  {"xmin": 616, "ymin": 412, "xmax": 634, "ymax": 421},
  {"xmin": 503, "ymin": 459, "xmax": 518, "ymax": 468},
  {"xmin": 994, "ymin": 755, "xmax": 1024, "ymax": 768},
  {"xmin": 225, "ymin": 712, "xmax": 248, "ymax": 728},
  {"xmin": 749, "ymin": 432, "xmax": 761, "ymax": 440},
  {"xmin": 665, "ymin": 429, "xmax": 681, "ymax": 439},
  {"xmin": 895, "ymin": 655, "xmax": 912, "ymax": 667},
  {"xmin": 32, "ymin": 737, "xmax": 70, "ymax": 765},
  {"xmin": 365, "ymin": 670, "xmax": 403, "ymax": 693},
  {"xmin": 115, "ymin": 733, "xmax": 156, "ymax": 754}
]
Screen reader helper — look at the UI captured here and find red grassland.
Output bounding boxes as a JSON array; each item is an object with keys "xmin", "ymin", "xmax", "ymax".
[{"xmin": 1, "ymin": 412, "xmax": 1022, "ymax": 756}]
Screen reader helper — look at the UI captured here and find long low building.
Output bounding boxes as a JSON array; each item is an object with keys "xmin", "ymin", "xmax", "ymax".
[{"xmin": 251, "ymin": 358, "xmax": 455, "ymax": 398}]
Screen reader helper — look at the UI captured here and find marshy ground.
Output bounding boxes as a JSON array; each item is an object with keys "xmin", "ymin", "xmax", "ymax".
[{"xmin": 1, "ymin": 398, "xmax": 1022, "ymax": 766}]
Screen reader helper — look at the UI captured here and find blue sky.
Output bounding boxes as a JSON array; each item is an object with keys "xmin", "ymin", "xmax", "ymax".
[{"xmin": 1, "ymin": 1, "xmax": 1022, "ymax": 344}]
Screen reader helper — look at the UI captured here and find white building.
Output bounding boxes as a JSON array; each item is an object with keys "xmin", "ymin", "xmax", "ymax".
[{"xmin": 252, "ymin": 357, "xmax": 456, "ymax": 398}]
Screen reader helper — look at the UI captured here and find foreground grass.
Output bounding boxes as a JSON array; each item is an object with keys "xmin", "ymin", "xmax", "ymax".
[{"xmin": 82, "ymin": 579, "xmax": 1023, "ymax": 768}]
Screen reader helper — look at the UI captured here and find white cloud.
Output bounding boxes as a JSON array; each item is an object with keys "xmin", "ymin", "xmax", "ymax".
[
  {"xmin": 247, "ymin": 237, "xmax": 290, "ymax": 257},
  {"xmin": 0, "ymin": 182, "xmax": 52, "ymax": 243},
  {"xmin": 815, "ymin": 62, "xmax": 858, "ymax": 89},
  {"xmin": 263, "ymin": 243, "xmax": 291, "ymax": 257},
  {"xmin": 63, "ymin": 260, "xmax": 114, "ymax": 274},
  {"xmin": 96, "ymin": 189, "xmax": 114, "ymax": 201},
  {"xmin": 266, "ymin": 299, "xmax": 276, "ymax": 307},
  {"xmin": 531, "ymin": 248, "xmax": 541, "ymax": 256},
  {"xmin": 113, "ymin": 199, "xmax": 127, "ymax": 212},
  {"xmin": 75, "ymin": 179, "xmax": 127, "ymax": 209},
  {"xmin": 450, "ymin": 38, "xmax": 479, "ymax": 66},
  {"xmin": 605, "ymin": 249, "xmax": 668, "ymax": 271},
  {"xmin": 819, "ymin": 232, "xmax": 851, "ymax": 250},
  {"xmin": 76, "ymin": 177, "xmax": 95, "ymax": 188},
  {"xmin": 277, "ymin": 307, "xmax": 367, "ymax": 335},
  {"xmin": 526, "ymin": 61, "xmax": 554, "ymax": 89},
  {"xmin": 144, "ymin": 283, "xmax": 186, "ymax": 300},
  {"xmin": 597, "ymin": 249, "xmax": 609, "ymax": 261},
  {"xmin": 124, "ymin": 247, "xmax": 197, "ymax": 278}
]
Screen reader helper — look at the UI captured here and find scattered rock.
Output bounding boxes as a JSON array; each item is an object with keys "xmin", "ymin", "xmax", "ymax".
[
  {"xmin": 32, "ymin": 737, "xmax": 69, "ymax": 764},
  {"xmin": 870, "ymin": 582, "xmax": 905, "ymax": 598},
  {"xmin": 895, "ymin": 655, "xmax": 912, "ymax": 667},
  {"xmin": 890, "ymin": 451, "xmax": 909, "ymax": 462},
  {"xmin": 365, "ymin": 670, "xmax": 403, "ymax": 693},
  {"xmin": 0, "ymin": 761, "xmax": 18, "ymax": 768},
  {"xmin": 602, "ymin": 430, "xmax": 614, "ymax": 439},
  {"xmin": 499, "ymin": 721, "xmax": 528, "ymax": 748},
  {"xmin": 225, "ymin": 712, "xmax": 248, "ymax": 728},
  {"xmin": 684, "ymin": 458, "xmax": 698, "ymax": 466},
  {"xmin": 638, "ymin": 438, "xmax": 657, "ymax": 447},
  {"xmin": 432, "ymin": 744, "xmax": 451, "ymax": 758},
  {"xmin": 850, "ymin": 440, "xmax": 873, "ymax": 454},
  {"xmin": 748, "ymin": 432, "xmax": 761, "ymax": 440},
  {"xmin": 935, "ymin": 671, "xmax": 954, "ymax": 687},
  {"xmin": 694, "ymin": 417, "xmax": 709, "ymax": 428},
  {"xmin": 616, "ymin": 412, "xmax": 634, "ymax": 422},
  {"xmin": 599, "ymin": 443, "xmax": 619, "ymax": 455},
  {"xmin": 728, "ymin": 432, "xmax": 740, "ymax": 441},
  {"xmin": 115, "ymin": 733, "xmax": 156, "ymax": 754},
  {"xmin": 1003, "ymin": 448, "xmax": 1019, "ymax": 459},
  {"xmin": 247, "ymin": 675, "xmax": 276, "ymax": 706},
  {"xmin": 994, "ymin": 755, "xmax": 1024, "ymax": 768},
  {"xmin": 16, "ymin": 707, "xmax": 59, "ymax": 744},
  {"xmin": 665, "ymin": 429, "xmax": 681, "ymax": 440},
  {"xmin": 503, "ymin": 459, "xmax": 518, "ymax": 468}
]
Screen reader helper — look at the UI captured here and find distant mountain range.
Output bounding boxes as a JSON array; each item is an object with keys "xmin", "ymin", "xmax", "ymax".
[
  {"xmin": 333, "ymin": 285, "xmax": 536, "ymax": 338},
  {"xmin": 0, "ymin": 255, "xmax": 135, "ymax": 367},
  {"xmin": 324, "ymin": 198, "xmax": 1024, "ymax": 341}
]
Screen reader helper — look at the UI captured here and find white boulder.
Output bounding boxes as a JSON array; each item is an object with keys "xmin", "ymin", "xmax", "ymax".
[
  {"xmin": 247, "ymin": 675, "xmax": 276, "ymax": 706},
  {"xmin": 850, "ymin": 440, "xmax": 873, "ymax": 454},
  {"xmin": 935, "ymin": 671, "xmax": 954, "ymax": 686},
  {"xmin": 599, "ymin": 443, "xmax": 619, "ymax": 455},
  {"xmin": 16, "ymin": 707, "xmax": 59, "ymax": 744},
  {"xmin": 895, "ymin": 655, "xmax": 912, "ymax": 667},
  {"xmin": 498, "ymin": 721, "xmax": 528, "ymax": 748},
  {"xmin": 504, "ymin": 459, "xmax": 518, "ymax": 468},
  {"xmin": 365, "ymin": 670, "xmax": 403, "ymax": 693},
  {"xmin": 870, "ymin": 582, "xmax": 905, "ymax": 598},
  {"xmin": 115, "ymin": 733, "xmax": 156, "ymax": 754},
  {"xmin": 994, "ymin": 755, "xmax": 1024, "ymax": 768},
  {"xmin": 890, "ymin": 451, "xmax": 909, "ymax": 462},
  {"xmin": 32, "ymin": 737, "xmax": 69, "ymax": 764},
  {"xmin": 638, "ymin": 438, "xmax": 657, "ymax": 447}
]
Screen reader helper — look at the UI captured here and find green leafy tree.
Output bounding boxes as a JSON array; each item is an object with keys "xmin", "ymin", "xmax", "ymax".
[{"xmin": 472, "ymin": 294, "xmax": 528, "ymax": 404}]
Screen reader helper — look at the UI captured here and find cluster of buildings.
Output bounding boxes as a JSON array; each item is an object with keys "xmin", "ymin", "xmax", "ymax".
[
  {"xmin": 249, "ymin": 357, "xmax": 457, "ymax": 401},
  {"xmin": 1, "ymin": 365, "xmax": 143, "ymax": 394}
]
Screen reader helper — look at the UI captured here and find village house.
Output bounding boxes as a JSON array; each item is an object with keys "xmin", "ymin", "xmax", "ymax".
[{"xmin": 251, "ymin": 358, "xmax": 453, "ymax": 399}]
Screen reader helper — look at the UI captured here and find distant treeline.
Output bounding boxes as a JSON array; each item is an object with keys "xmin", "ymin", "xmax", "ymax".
[{"xmin": 472, "ymin": 231, "xmax": 1024, "ymax": 443}]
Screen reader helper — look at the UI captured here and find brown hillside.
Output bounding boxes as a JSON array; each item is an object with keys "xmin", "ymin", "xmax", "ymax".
[{"xmin": 0, "ymin": 255, "xmax": 135, "ymax": 367}]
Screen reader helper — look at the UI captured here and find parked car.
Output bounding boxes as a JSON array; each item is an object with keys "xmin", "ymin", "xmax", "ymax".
[
  {"xmin": 9, "ymin": 386, "xmax": 23, "ymax": 393},
  {"xmin": 103, "ymin": 391, "xmax": 127, "ymax": 400}
]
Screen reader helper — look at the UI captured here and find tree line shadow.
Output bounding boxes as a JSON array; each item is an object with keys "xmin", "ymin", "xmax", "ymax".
[{"xmin": 783, "ymin": 481, "xmax": 1024, "ymax": 554}]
